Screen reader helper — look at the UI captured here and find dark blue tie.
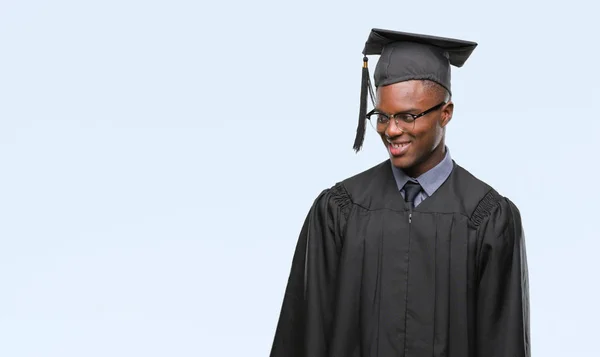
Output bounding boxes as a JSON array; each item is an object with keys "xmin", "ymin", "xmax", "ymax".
[{"xmin": 403, "ymin": 181, "xmax": 422, "ymax": 209}]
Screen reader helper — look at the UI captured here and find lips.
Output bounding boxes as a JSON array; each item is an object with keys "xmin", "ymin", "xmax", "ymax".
[{"xmin": 388, "ymin": 141, "xmax": 411, "ymax": 156}]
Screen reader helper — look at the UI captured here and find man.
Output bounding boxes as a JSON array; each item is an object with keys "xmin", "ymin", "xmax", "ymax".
[{"xmin": 269, "ymin": 28, "xmax": 530, "ymax": 357}]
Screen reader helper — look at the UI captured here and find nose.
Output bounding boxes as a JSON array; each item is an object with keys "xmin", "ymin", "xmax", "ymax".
[{"xmin": 384, "ymin": 118, "xmax": 405, "ymax": 138}]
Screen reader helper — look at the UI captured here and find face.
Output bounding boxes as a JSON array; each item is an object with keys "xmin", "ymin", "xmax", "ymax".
[{"xmin": 375, "ymin": 80, "xmax": 453, "ymax": 177}]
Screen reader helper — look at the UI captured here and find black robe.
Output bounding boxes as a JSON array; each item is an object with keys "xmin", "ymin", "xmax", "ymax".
[{"xmin": 270, "ymin": 160, "xmax": 530, "ymax": 357}]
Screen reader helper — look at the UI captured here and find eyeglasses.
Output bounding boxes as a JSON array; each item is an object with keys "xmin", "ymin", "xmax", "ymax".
[{"xmin": 366, "ymin": 102, "xmax": 446, "ymax": 132}]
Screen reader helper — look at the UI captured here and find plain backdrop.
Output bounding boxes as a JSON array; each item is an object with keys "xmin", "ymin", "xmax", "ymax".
[{"xmin": 1, "ymin": 0, "xmax": 599, "ymax": 356}]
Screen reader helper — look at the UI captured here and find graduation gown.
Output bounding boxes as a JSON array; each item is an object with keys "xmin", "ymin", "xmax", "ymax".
[{"xmin": 270, "ymin": 160, "xmax": 530, "ymax": 357}]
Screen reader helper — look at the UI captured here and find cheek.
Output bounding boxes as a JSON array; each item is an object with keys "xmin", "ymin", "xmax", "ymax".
[
  {"xmin": 411, "ymin": 121, "xmax": 443, "ymax": 154},
  {"xmin": 412, "ymin": 121, "xmax": 437, "ymax": 144}
]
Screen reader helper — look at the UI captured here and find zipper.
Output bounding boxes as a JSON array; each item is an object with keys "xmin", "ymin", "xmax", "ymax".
[{"xmin": 403, "ymin": 206, "xmax": 413, "ymax": 356}]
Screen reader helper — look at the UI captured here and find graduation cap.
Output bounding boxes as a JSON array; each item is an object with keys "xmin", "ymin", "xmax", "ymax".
[{"xmin": 353, "ymin": 28, "xmax": 478, "ymax": 152}]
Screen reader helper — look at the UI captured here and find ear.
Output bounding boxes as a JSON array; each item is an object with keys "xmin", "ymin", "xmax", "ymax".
[{"xmin": 440, "ymin": 101, "xmax": 454, "ymax": 127}]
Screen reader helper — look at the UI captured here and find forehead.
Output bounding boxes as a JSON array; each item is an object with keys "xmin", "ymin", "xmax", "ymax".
[{"xmin": 375, "ymin": 80, "xmax": 432, "ymax": 112}]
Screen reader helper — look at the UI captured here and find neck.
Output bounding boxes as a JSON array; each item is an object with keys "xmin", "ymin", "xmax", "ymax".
[{"xmin": 405, "ymin": 142, "xmax": 446, "ymax": 178}]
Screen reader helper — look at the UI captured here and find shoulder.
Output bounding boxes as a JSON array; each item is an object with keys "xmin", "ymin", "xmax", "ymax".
[
  {"xmin": 475, "ymin": 194, "xmax": 523, "ymax": 240},
  {"xmin": 339, "ymin": 160, "xmax": 390, "ymax": 191},
  {"xmin": 462, "ymin": 174, "xmax": 522, "ymax": 240},
  {"xmin": 449, "ymin": 164, "xmax": 523, "ymax": 233},
  {"xmin": 309, "ymin": 181, "xmax": 353, "ymax": 221},
  {"xmin": 308, "ymin": 160, "xmax": 389, "ymax": 215},
  {"xmin": 450, "ymin": 164, "xmax": 509, "ymax": 223},
  {"xmin": 339, "ymin": 160, "xmax": 394, "ymax": 207}
]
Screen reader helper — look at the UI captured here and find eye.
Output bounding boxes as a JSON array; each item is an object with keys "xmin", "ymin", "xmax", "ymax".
[
  {"xmin": 376, "ymin": 114, "xmax": 389, "ymax": 124},
  {"xmin": 397, "ymin": 114, "xmax": 415, "ymax": 123}
]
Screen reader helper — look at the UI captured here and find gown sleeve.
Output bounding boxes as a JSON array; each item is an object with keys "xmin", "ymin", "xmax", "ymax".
[
  {"xmin": 475, "ymin": 194, "xmax": 531, "ymax": 357},
  {"xmin": 269, "ymin": 184, "xmax": 350, "ymax": 357}
]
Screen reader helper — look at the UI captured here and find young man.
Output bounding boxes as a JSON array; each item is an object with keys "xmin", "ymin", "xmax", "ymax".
[{"xmin": 269, "ymin": 28, "xmax": 530, "ymax": 357}]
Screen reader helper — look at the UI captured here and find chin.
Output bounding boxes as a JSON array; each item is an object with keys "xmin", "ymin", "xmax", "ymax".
[{"xmin": 390, "ymin": 155, "xmax": 415, "ymax": 170}]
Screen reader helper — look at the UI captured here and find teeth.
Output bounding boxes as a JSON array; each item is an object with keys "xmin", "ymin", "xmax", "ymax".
[{"xmin": 392, "ymin": 143, "xmax": 407, "ymax": 148}]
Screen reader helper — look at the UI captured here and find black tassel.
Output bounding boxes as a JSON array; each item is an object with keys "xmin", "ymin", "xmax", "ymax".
[{"xmin": 353, "ymin": 56, "xmax": 371, "ymax": 152}]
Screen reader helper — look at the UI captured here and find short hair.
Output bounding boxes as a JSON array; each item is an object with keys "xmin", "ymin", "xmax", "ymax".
[{"xmin": 422, "ymin": 80, "xmax": 451, "ymax": 103}]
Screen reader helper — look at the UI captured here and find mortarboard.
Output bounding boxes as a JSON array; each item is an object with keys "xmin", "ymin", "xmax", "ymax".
[{"xmin": 353, "ymin": 28, "xmax": 478, "ymax": 152}]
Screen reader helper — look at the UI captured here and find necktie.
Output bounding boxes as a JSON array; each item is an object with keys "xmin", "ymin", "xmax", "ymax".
[{"xmin": 403, "ymin": 181, "xmax": 422, "ymax": 209}]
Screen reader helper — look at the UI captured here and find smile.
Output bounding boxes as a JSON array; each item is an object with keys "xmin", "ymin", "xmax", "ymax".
[{"xmin": 388, "ymin": 141, "xmax": 411, "ymax": 156}]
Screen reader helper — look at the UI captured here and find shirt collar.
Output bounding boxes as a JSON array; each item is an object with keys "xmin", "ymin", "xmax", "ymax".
[{"xmin": 391, "ymin": 147, "xmax": 454, "ymax": 196}]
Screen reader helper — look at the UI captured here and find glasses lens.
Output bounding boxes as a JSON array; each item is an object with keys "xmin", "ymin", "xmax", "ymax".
[
  {"xmin": 368, "ymin": 114, "xmax": 415, "ymax": 132},
  {"xmin": 368, "ymin": 115, "xmax": 378, "ymax": 131},
  {"xmin": 366, "ymin": 113, "xmax": 387, "ymax": 132},
  {"xmin": 394, "ymin": 115, "xmax": 415, "ymax": 131}
]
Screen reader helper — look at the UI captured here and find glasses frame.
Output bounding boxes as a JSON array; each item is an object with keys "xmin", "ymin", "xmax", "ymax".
[{"xmin": 366, "ymin": 101, "xmax": 446, "ymax": 131}]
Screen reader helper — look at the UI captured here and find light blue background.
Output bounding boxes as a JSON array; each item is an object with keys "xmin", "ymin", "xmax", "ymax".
[{"xmin": 1, "ymin": 1, "xmax": 598, "ymax": 356}]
